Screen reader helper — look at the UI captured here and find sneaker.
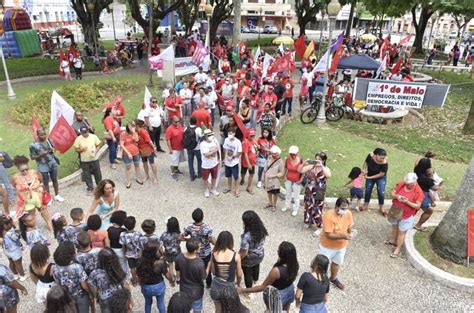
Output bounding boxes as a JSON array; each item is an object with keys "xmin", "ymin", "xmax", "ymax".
[
  {"xmin": 281, "ymin": 207, "xmax": 288, "ymax": 212},
  {"xmin": 19, "ymin": 275, "xmax": 28, "ymax": 282},
  {"xmin": 354, "ymin": 206, "xmax": 360, "ymax": 212},
  {"xmin": 257, "ymin": 181, "xmax": 262, "ymax": 188},
  {"xmin": 13, "ymin": 274, "xmax": 19, "ymax": 280},
  {"xmin": 55, "ymin": 195, "xmax": 65, "ymax": 202},
  {"xmin": 210, "ymin": 189, "xmax": 219, "ymax": 196},
  {"xmin": 204, "ymin": 189, "xmax": 210, "ymax": 198},
  {"xmin": 190, "ymin": 175, "xmax": 197, "ymax": 182},
  {"xmin": 291, "ymin": 210, "xmax": 298, "ymax": 217},
  {"xmin": 331, "ymin": 278, "xmax": 345, "ymax": 290}
]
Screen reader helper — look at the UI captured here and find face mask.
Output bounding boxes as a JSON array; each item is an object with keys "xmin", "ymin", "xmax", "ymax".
[
  {"xmin": 338, "ymin": 209, "xmax": 348, "ymax": 216},
  {"xmin": 228, "ymin": 134, "xmax": 235, "ymax": 140},
  {"xmin": 207, "ymin": 136, "xmax": 214, "ymax": 142}
]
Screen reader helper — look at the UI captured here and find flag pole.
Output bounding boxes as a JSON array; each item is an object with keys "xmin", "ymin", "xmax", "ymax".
[{"xmin": 148, "ymin": 0, "xmax": 154, "ymax": 87}]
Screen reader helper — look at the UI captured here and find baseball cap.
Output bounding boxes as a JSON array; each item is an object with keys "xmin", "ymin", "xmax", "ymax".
[
  {"xmin": 226, "ymin": 105, "xmax": 234, "ymax": 111},
  {"xmin": 270, "ymin": 146, "xmax": 281, "ymax": 155},
  {"xmin": 80, "ymin": 126, "xmax": 89, "ymax": 133},
  {"xmin": 114, "ymin": 96, "xmax": 122, "ymax": 103},
  {"xmin": 248, "ymin": 129, "xmax": 256, "ymax": 137},
  {"xmin": 289, "ymin": 146, "xmax": 299, "ymax": 154},
  {"xmin": 404, "ymin": 173, "xmax": 418, "ymax": 184},
  {"xmin": 203, "ymin": 129, "xmax": 213, "ymax": 136}
]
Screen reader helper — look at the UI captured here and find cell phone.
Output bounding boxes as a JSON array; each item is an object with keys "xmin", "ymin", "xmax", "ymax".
[{"xmin": 307, "ymin": 160, "xmax": 317, "ymax": 165}]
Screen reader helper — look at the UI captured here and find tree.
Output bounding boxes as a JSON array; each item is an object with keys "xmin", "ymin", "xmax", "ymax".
[
  {"xmin": 463, "ymin": 100, "xmax": 474, "ymax": 135},
  {"xmin": 127, "ymin": 0, "xmax": 183, "ymax": 38},
  {"xmin": 439, "ymin": 0, "xmax": 474, "ymax": 38},
  {"xmin": 344, "ymin": 0, "xmax": 357, "ymax": 37},
  {"xmin": 208, "ymin": 0, "xmax": 233, "ymax": 43},
  {"xmin": 362, "ymin": 0, "xmax": 410, "ymax": 35},
  {"xmin": 410, "ymin": 0, "xmax": 436, "ymax": 54},
  {"xmin": 295, "ymin": 0, "xmax": 327, "ymax": 36},
  {"xmin": 71, "ymin": 0, "xmax": 113, "ymax": 47},
  {"xmin": 431, "ymin": 157, "xmax": 474, "ymax": 264},
  {"xmin": 176, "ymin": 0, "xmax": 200, "ymax": 36},
  {"xmin": 232, "ymin": 0, "xmax": 241, "ymax": 44}
]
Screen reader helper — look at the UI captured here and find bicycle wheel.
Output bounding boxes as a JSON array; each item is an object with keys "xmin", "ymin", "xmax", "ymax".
[
  {"xmin": 300, "ymin": 107, "xmax": 319, "ymax": 124},
  {"xmin": 326, "ymin": 106, "xmax": 344, "ymax": 122},
  {"xmin": 344, "ymin": 105, "xmax": 356, "ymax": 119}
]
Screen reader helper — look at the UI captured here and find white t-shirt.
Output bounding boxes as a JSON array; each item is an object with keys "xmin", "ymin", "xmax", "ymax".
[
  {"xmin": 145, "ymin": 107, "xmax": 163, "ymax": 127},
  {"xmin": 73, "ymin": 57, "xmax": 83, "ymax": 69},
  {"xmin": 180, "ymin": 88, "xmax": 193, "ymax": 101},
  {"xmin": 208, "ymin": 91, "xmax": 218, "ymax": 109},
  {"xmin": 302, "ymin": 72, "xmax": 314, "ymax": 85},
  {"xmin": 195, "ymin": 72, "xmax": 208, "ymax": 84},
  {"xmin": 137, "ymin": 109, "xmax": 147, "ymax": 121},
  {"xmin": 61, "ymin": 60, "xmax": 70, "ymax": 73},
  {"xmin": 221, "ymin": 84, "xmax": 234, "ymax": 98},
  {"xmin": 189, "ymin": 126, "xmax": 203, "ymax": 150},
  {"xmin": 200, "ymin": 138, "xmax": 219, "ymax": 169},
  {"xmin": 223, "ymin": 137, "xmax": 242, "ymax": 167}
]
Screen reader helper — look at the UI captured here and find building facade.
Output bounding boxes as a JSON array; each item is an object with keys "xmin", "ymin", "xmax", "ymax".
[{"xmin": 240, "ymin": 0, "xmax": 294, "ymax": 30}]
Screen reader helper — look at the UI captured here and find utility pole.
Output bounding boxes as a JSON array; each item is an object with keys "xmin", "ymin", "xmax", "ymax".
[{"xmin": 148, "ymin": 0, "xmax": 154, "ymax": 87}]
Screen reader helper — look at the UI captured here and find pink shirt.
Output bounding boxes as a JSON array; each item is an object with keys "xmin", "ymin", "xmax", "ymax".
[{"xmin": 352, "ymin": 174, "xmax": 363, "ymax": 188}]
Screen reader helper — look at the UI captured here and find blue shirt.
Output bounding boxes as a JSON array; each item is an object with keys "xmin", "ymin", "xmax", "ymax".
[{"xmin": 29, "ymin": 141, "xmax": 58, "ymax": 173}]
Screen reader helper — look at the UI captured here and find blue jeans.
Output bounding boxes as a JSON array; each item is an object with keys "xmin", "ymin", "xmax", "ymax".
[
  {"xmin": 300, "ymin": 302, "xmax": 327, "ymax": 313},
  {"xmin": 364, "ymin": 176, "xmax": 387, "ymax": 205},
  {"xmin": 106, "ymin": 139, "xmax": 118, "ymax": 164},
  {"xmin": 210, "ymin": 108, "xmax": 216, "ymax": 127},
  {"xmin": 187, "ymin": 149, "xmax": 202, "ymax": 178},
  {"xmin": 141, "ymin": 281, "xmax": 166, "ymax": 313},
  {"xmin": 0, "ymin": 164, "xmax": 14, "ymax": 200},
  {"xmin": 251, "ymin": 108, "xmax": 258, "ymax": 129},
  {"xmin": 282, "ymin": 98, "xmax": 293, "ymax": 115}
]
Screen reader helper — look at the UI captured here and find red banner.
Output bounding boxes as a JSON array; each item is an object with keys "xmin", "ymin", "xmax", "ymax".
[
  {"xmin": 391, "ymin": 57, "xmax": 403, "ymax": 74},
  {"xmin": 48, "ymin": 115, "xmax": 77, "ymax": 153},
  {"xmin": 32, "ymin": 116, "xmax": 41, "ymax": 141},
  {"xmin": 233, "ymin": 113, "xmax": 249, "ymax": 138},
  {"xmin": 294, "ymin": 35, "xmax": 306, "ymax": 59},
  {"xmin": 268, "ymin": 53, "xmax": 293, "ymax": 75},
  {"xmin": 468, "ymin": 210, "xmax": 474, "ymax": 257},
  {"xmin": 329, "ymin": 45, "xmax": 343, "ymax": 75}
]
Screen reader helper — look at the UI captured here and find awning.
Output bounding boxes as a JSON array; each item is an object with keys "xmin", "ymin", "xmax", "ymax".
[{"xmin": 337, "ymin": 54, "xmax": 381, "ymax": 71}]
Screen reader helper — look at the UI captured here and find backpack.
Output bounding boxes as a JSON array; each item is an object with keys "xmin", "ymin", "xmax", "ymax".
[{"xmin": 183, "ymin": 127, "xmax": 198, "ymax": 150}]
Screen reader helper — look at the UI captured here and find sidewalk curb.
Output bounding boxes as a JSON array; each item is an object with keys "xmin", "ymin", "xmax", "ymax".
[{"xmin": 405, "ymin": 223, "xmax": 474, "ymax": 292}]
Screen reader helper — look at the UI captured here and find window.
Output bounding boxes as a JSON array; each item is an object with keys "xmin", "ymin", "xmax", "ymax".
[
  {"xmin": 248, "ymin": 0, "xmax": 258, "ymax": 3},
  {"xmin": 265, "ymin": 0, "xmax": 275, "ymax": 3},
  {"xmin": 266, "ymin": 11, "xmax": 275, "ymax": 15},
  {"xmin": 32, "ymin": 15, "xmax": 38, "ymax": 21},
  {"xmin": 248, "ymin": 10, "xmax": 257, "ymax": 14}
]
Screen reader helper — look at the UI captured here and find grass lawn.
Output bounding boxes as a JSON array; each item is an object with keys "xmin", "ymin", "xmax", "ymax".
[
  {"xmin": 331, "ymin": 71, "xmax": 474, "ymax": 163},
  {"xmin": 0, "ymin": 73, "xmax": 157, "ymax": 178},
  {"xmin": 0, "ymin": 57, "xmax": 99, "ymax": 81},
  {"xmin": 414, "ymin": 227, "xmax": 473, "ymax": 278},
  {"xmin": 277, "ymin": 121, "xmax": 467, "ymax": 200}
]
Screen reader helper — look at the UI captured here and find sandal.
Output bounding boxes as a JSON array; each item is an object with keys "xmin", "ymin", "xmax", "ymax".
[
  {"xmin": 126, "ymin": 182, "xmax": 132, "ymax": 189},
  {"xmin": 136, "ymin": 179, "xmax": 144, "ymax": 185},
  {"xmin": 264, "ymin": 204, "xmax": 273, "ymax": 209},
  {"xmin": 234, "ymin": 192, "xmax": 240, "ymax": 198},
  {"xmin": 379, "ymin": 210, "xmax": 388, "ymax": 217},
  {"xmin": 246, "ymin": 188, "xmax": 254, "ymax": 195},
  {"xmin": 223, "ymin": 189, "xmax": 231, "ymax": 194},
  {"xmin": 383, "ymin": 240, "xmax": 396, "ymax": 246},
  {"xmin": 271, "ymin": 206, "xmax": 277, "ymax": 212},
  {"xmin": 390, "ymin": 253, "xmax": 400, "ymax": 258},
  {"xmin": 413, "ymin": 225, "xmax": 427, "ymax": 232}
]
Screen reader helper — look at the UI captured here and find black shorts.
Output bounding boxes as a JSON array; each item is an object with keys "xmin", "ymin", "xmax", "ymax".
[
  {"xmin": 241, "ymin": 166, "xmax": 255, "ymax": 176},
  {"xmin": 127, "ymin": 257, "xmax": 138, "ymax": 269},
  {"xmin": 267, "ymin": 189, "xmax": 280, "ymax": 195}
]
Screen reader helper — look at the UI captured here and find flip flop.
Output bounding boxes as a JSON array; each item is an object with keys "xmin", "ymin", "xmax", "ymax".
[
  {"xmin": 246, "ymin": 188, "xmax": 254, "ymax": 195},
  {"xmin": 384, "ymin": 240, "xmax": 396, "ymax": 246},
  {"xmin": 126, "ymin": 183, "xmax": 132, "ymax": 189},
  {"xmin": 223, "ymin": 189, "xmax": 231, "ymax": 194},
  {"xmin": 234, "ymin": 192, "xmax": 240, "ymax": 198},
  {"xmin": 271, "ymin": 206, "xmax": 277, "ymax": 212},
  {"xmin": 390, "ymin": 253, "xmax": 400, "ymax": 258},
  {"xmin": 264, "ymin": 204, "xmax": 273, "ymax": 209},
  {"xmin": 136, "ymin": 179, "xmax": 144, "ymax": 185},
  {"xmin": 413, "ymin": 225, "xmax": 427, "ymax": 232}
]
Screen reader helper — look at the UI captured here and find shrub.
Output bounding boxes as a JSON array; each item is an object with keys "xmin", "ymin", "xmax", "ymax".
[{"xmin": 11, "ymin": 81, "xmax": 137, "ymax": 126}]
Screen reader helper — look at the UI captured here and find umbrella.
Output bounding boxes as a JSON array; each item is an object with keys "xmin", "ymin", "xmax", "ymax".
[
  {"xmin": 359, "ymin": 34, "xmax": 378, "ymax": 41},
  {"xmin": 272, "ymin": 36, "xmax": 294, "ymax": 45}
]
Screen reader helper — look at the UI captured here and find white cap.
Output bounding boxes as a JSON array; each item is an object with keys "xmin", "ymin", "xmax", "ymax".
[
  {"xmin": 289, "ymin": 146, "xmax": 299, "ymax": 154},
  {"xmin": 404, "ymin": 173, "xmax": 418, "ymax": 184},
  {"xmin": 270, "ymin": 146, "xmax": 281, "ymax": 155}
]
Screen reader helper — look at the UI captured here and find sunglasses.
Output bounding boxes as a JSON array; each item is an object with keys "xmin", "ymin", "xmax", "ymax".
[{"xmin": 20, "ymin": 168, "xmax": 29, "ymax": 172}]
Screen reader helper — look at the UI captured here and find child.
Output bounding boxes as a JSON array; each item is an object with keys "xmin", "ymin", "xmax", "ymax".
[
  {"xmin": 87, "ymin": 214, "xmax": 110, "ymax": 248},
  {"xmin": 283, "ymin": 81, "xmax": 294, "ymax": 116},
  {"xmin": 65, "ymin": 207, "xmax": 86, "ymax": 247},
  {"xmin": 0, "ymin": 215, "xmax": 27, "ymax": 281},
  {"xmin": 139, "ymin": 219, "xmax": 160, "ymax": 250},
  {"xmin": 120, "ymin": 216, "xmax": 142, "ymax": 286},
  {"xmin": 430, "ymin": 172, "xmax": 444, "ymax": 202},
  {"xmin": 74, "ymin": 231, "xmax": 100, "ymax": 276},
  {"xmin": 107, "ymin": 210, "xmax": 129, "ymax": 277},
  {"xmin": 345, "ymin": 167, "xmax": 364, "ymax": 212},
  {"xmin": 52, "ymin": 213, "xmax": 69, "ymax": 244},
  {"xmin": 299, "ymin": 77, "xmax": 309, "ymax": 110},
  {"xmin": 159, "ymin": 217, "xmax": 182, "ymax": 285},
  {"xmin": 19, "ymin": 212, "xmax": 49, "ymax": 249},
  {"xmin": 0, "ymin": 264, "xmax": 28, "ymax": 313}
]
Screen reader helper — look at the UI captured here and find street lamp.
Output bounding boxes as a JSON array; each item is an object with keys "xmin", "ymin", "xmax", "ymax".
[
  {"xmin": 258, "ymin": 6, "xmax": 263, "ymax": 39},
  {"xmin": 108, "ymin": 4, "xmax": 116, "ymax": 41},
  {"xmin": 87, "ymin": 1, "xmax": 98, "ymax": 58},
  {"xmin": 0, "ymin": 45, "xmax": 16, "ymax": 99},
  {"xmin": 422, "ymin": 12, "xmax": 438, "ymax": 69},
  {"xmin": 205, "ymin": 3, "xmax": 213, "ymax": 47},
  {"xmin": 316, "ymin": 0, "xmax": 340, "ymax": 125}
]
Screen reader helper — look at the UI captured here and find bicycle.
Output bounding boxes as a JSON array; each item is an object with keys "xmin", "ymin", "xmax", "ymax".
[{"xmin": 300, "ymin": 93, "xmax": 344, "ymax": 124}]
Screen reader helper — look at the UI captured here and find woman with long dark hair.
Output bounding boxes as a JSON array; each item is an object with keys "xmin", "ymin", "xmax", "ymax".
[
  {"xmin": 119, "ymin": 121, "xmax": 143, "ymax": 188},
  {"xmin": 239, "ymin": 210, "xmax": 268, "ymax": 289},
  {"xmin": 238, "ymin": 241, "xmax": 299, "ymax": 311},
  {"xmin": 137, "ymin": 240, "xmax": 172, "ymax": 313},
  {"xmin": 221, "ymin": 286, "xmax": 249, "ymax": 313},
  {"xmin": 46, "ymin": 286, "xmax": 78, "ymax": 313},
  {"xmin": 30, "ymin": 243, "xmax": 56, "ymax": 305},
  {"xmin": 87, "ymin": 248, "xmax": 128, "ymax": 312},
  {"xmin": 88, "ymin": 179, "xmax": 121, "ymax": 229},
  {"xmin": 362, "ymin": 148, "xmax": 388, "ymax": 215},
  {"xmin": 295, "ymin": 254, "xmax": 330, "ymax": 313},
  {"xmin": 209, "ymin": 231, "xmax": 243, "ymax": 313},
  {"xmin": 103, "ymin": 108, "xmax": 121, "ymax": 169},
  {"xmin": 167, "ymin": 292, "xmax": 192, "ymax": 313}
]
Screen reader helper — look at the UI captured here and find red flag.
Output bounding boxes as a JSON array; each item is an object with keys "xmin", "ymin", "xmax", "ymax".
[
  {"xmin": 48, "ymin": 116, "xmax": 77, "ymax": 153},
  {"xmin": 379, "ymin": 36, "xmax": 390, "ymax": 59},
  {"xmin": 294, "ymin": 35, "xmax": 306, "ymax": 59},
  {"xmin": 239, "ymin": 42, "xmax": 247, "ymax": 55},
  {"xmin": 329, "ymin": 45, "xmax": 343, "ymax": 75},
  {"xmin": 32, "ymin": 116, "xmax": 41, "ymax": 141},
  {"xmin": 391, "ymin": 57, "xmax": 403, "ymax": 74},
  {"xmin": 468, "ymin": 210, "xmax": 474, "ymax": 258},
  {"xmin": 233, "ymin": 113, "xmax": 249, "ymax": 138},
  {"xmin": 399, "ymin": 34, "xmax": 413, "ymax": 46},
  {"xmin": 268, "ymin": 53, "xmax": 292, "ymax": 75}
]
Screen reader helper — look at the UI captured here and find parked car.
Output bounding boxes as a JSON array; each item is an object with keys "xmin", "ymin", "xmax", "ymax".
[
  {"xmin": 249, "ymin": 25, "xmax": 260, "ymax": 33},
  {"xmin": 263, "ymin": 25, "xmax": 278, "ymax": 34},
  {"xmin": 241, "ymin": 26, "xmax": 250, "ymax": 33}
]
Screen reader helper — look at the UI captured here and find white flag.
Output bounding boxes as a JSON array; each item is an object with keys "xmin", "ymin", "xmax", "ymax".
[
  {"xmin": 144, "ymin": 86, "xmax": 153, "ymax": 109},
  {"xmin": 262, "ymin": 53, "xmax": 275, "ymax": 78},
  {"xmin": 278, "ymin": 43, "xmax": 284, "ymax": 54},
  {"xmin": 148, "ymin": 45, "xmax": 175, "ymax": 70},
  {"xmin": 50, "ymin": 91, "xmax": 75, "ymax": 131},
  {"xmin": 311, "ymin": 49, "xmax": 331, "ymax": 74},
  {"xmin": 252, "ymin": 46, "xmax": 261, "ymax": 70},
  {"xmin": 376, "ymin": 55, "xmax": 387, "ymax": 78}
]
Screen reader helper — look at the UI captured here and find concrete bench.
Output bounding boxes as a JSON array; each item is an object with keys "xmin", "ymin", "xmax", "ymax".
[{"xmin": 360, "ymin": 109, "xmax": 409, "ymax": 124}]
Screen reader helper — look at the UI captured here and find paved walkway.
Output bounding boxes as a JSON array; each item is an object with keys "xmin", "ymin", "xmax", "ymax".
[{"xmin": 7, "ymin": 150, "xmax": 472, "ymax": 312}]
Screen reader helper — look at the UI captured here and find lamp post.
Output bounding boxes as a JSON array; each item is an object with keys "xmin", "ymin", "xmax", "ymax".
[
  {"xmin": 316, "ymin": 0, "xmax": 340, "ymax": 125},
  {"xmin": 205, "ymin": 3, "xmax": 213, "ymax": 47},
  {"xmin": 258, "ymin": 6, "xmax": 263, "ymax": 39},
  {"xmin": 422, "ymin": 12, "xmax": 438, "ymax": 69},
  {"xmin": 0, "ymin": 44, "xmax": 16, "ymax": 99},
  {"xmin": 148, "ymin": 0, "xmax": 154, "ymax": 87},
  {"xmin": 87, "ymin": 2, "xmax": 98, "ymax": 58},
  {"xmin": 109, "ymin": 4, "xmax": 116, "ymax": 41}
]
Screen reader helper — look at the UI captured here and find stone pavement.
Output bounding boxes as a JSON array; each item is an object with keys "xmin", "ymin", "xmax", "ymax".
[{"xmin": 7, "ymin": 151, "xmax": 473, "ymax": 313}]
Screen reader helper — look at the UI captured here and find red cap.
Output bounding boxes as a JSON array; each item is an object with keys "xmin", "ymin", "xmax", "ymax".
[
  {"xmin": 302, "ymin": 77, "xmax": 308, "ymax": 82},
  {"xmin": 248, "ymin": 129, "xmax": 256, "ymax": 136},
  {"xmin": 199, "ymin": 101, "xmax": 206, "ymax": 108},
  {"xmin": 227, "ymin": 101, "xmax": 235, "ymax": 108},
  {"xmin": 225, "ymin": 105, "xmax": 234, "ymax": 111},
  {"xmin": 115, "ymin": 96, "xmax": 122, "ymax": 103}
]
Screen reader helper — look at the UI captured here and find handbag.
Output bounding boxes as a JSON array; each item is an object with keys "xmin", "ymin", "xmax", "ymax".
[
  {"xmin": 388, "ymin": 204, "xmax": 404, "ymax": 221},
  {"xmin": 313, "ymin": 185, "xmax": 326, "ymax": 201},
  {"xmin": 103, "ymin": 131, "xmax": 113, "ymax": 140},
  {"xmin": 42, "ymin": 192, "xmax": 52, "ymax": 206},
  {"xmin": 0, "ymin": 151, "xmax": 14, "ymax": 168},
  {"xmin": 139, "ymin": 146, "xmax": 154, "ymax": 158}
]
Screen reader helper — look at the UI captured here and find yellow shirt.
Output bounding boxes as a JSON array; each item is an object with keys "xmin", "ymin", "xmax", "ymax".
[
  {"xmin": 74, "ymin": 134, "xmax": 101, "ymax": 162},
  {"xmin": 320, "ymin": 209, "xmax": 353, "ymax": 250}
]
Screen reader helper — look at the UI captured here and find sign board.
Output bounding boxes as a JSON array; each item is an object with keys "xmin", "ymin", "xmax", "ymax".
[
  {"xmin": 366, "ymin": 81, "xmax": 427, "ymax": 109},
  {"xmin": 353, "ymin": 78, "xmax": 450, "ymax": 108},
  {"xmin": 156, "ymin": 57, "xmax": 209, "ymax": 78},
  {"xmin": 468, "ymin": 209, "xmax": 474, "ymax": 264}
]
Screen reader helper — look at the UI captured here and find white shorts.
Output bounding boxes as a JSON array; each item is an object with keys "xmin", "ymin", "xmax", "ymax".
[
  {"xmin": 36, "ymin": 281, "xmax": 55, "ymax": 303},
  {"xmin": 170, "ymin": 150, "xmax": 185, "ymax": 166},
  {"xmin": 319, "ymin": 244, "xmax": 347, "ymax": 265}
]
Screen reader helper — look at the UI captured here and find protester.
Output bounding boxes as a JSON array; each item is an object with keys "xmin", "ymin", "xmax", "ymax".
[
  {"xmin": 0, "ymin": 150, "xmax": 14, "ymax": 207},
  {"xmin": 103, "ymin": 108, "xmax": 121, "ymax": 169},
  {"xmin": 191, "ymin": 101, "xmax": 212, "ymax": 129},
  {"xmin": 144, "ymin": 96, "xmax": 165, "ymax": 153},
  {"xmin": 88, "ymin": 179, "xmax": 121, "ymax": 229},
  {"xmin": 240, "ymin": 129, "xmax": 258, "ymax": 195},
  {"xmin": 319, "ymin": 197, "xmax": 353, "ymax": 290},
  {"xmin": 183, "ymin": 116, "xmax": 203, "ymax": 181},
  {"xmin": 200, "ymin": 129, "xmax": 221, "ymax": 198},
  {"xmin": 167, "ymin": 291, "xmax": 193, "ymax": 313},
  {"xmin": 87, "ymin": 214, "xmax": 110, "ymax": 248},
  {"xmin": 45, "ymin": 285, "xmax": 78, "ymax": 313},
  {"xmin": 30, "ymin": 128, "xmax": 65, "ymax": 203},
  {"xmin": 1, "ymin": 215, "xmax": 26, "ymax": 282},
  {"xmin": 120, "ymin": 216, "xmax": 142, "ymax": 286},
  {"xmin": 295, "ymin": 254, "xmax": 330, "ymax": 312},
  {"xmin": 120, "ymin": 122, "xmax": 143, "ymax": 189},
  {"xmin": 71, "ymin": 111, "xmax": 94, "ymax": 135},
  {"xmin": 222, "ymin": 128, "xmax": 242, "ymax": 197},
  {"xmin": 387, "ymin": 173, "xmax": 423, "ymax": 258},
  {"xmin": 74, "ymin": 126, "xmax": 102, "ymax": 193},
  {"xmin": 136, "ymin": 120, "xmax": 158, "ymax": 184},
  {"xmin": 104, "ymin": 97, "xmax": 126, "ymax": 125},
  {"xmin": 256, "ymin": 128, "xmax": 276, "ymax": 188},
  {"xmin": 283, "ymin": 146, "xmax": 303, "ymax": 216},
  {"xmin": 263, "ymin": 146, "xmax": 284, "ymax": 211},
  {"xmin": 363, "ymin": 148, "xmax": 388, "ymax": 215},
  {"xmin": 179, "ymin": 83, "xmax": 193, "ymax": 124},
  {"xmin": 345, "ymin": 167, "xmax": 364, "ymax": 212},
  {"xmin": 166, "ymin": 116, "xmax": 185, "ymax": 179},
  {"xmin": 164, "ymin": 88, "xmax": 184, "ymax": 125}
]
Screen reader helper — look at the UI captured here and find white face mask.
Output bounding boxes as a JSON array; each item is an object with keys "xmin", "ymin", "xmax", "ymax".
[
  {"xmin": 338, "ymin": 209, "xmax": 348, "ymax": 216},
  {"xmin": 207, "ymin": 135, "xmax": 214, "ymax": 142},
  {"xmin": 228, "ymin": 134, "xmax": 235, "ymax": 140}
]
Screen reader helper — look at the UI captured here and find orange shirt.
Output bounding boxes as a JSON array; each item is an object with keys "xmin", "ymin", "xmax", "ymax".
[{"xmin": 320, "ymin": 209, "xmax": 353, "ymax": 250}]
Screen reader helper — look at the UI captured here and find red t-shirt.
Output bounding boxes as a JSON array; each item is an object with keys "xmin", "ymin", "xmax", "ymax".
[
  {"xmin": 165, "ymin": 124, "xmax": 184, "ymax": 151},
  {"xmin": 249, "ymin": 95, "xmax": 260, "ymax": 109},
  {"xmin": 120, "ymin": 132, "xmax": 139, "ymax": 156},
  {"xmin": 285, "ymin": 157, "xmax": 303, "ymax": 182},
  {"xmin": 257, "ymin": 138, "xmax": 275, "ymax": 157},
  {"xmin": 262, "ymin": 92, "xmax": 278, "ymax": 109},
  {"xmin": 105, "ymin": 103, "xmax": 126, "ymax": 121},
  {"xmin": 392, "ymin": 182, "xmax": 424, "ymax": 219},
  {"xmin": 241, "ymin": 139, "xmax": 257, "ymax": 168},
  {"xmin": 103, "ymin": 116, "xmax": 120, "ymax": 135},
  {"xmin": 165, "ymin": 96, "xmax": 184, "ymax": 119},
  {"xmin": 191, "ymin": 109, "xmax": 211, "ymax": 128},
  {"xmin": 137, "ymin": 128, "xmax": 153, "ymax": 149}
]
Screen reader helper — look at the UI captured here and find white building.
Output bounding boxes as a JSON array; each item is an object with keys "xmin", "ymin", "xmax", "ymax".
[{"xmin": 240, "ymin": 0, "xmax": 294, "ymax": 30}]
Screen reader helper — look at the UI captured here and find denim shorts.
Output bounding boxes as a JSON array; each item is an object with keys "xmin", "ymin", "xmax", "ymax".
[
  {"xmin": 420, "ymin": 191, "xmax": 431, "ymax": 210},
  {"xmin": 225, "ymin": 164, "xmax": 239, "ymax": 180},
  {"xmin": 388, "ymin": 215, "xmax": 415, "ymax": 232},
  {"xmin": 300, "ymin": 302, "xmax": 328, "ymax": 313},
  {"xmin": 192, "ymin": 298, "xmax": 203, "ymax": 311},
  {"xmin": 141, "ymin": 153, "xmax": 155, "ymax": 164},
  {"xmin": 123, "ymin": 154, "xmax": 141, "ymax": 165},
  {"xmin": 279, "ymin": 284, "xmax": 295, "ymax": 306},
  {"xmin": 350, "ymin": 187, "xmax": 363, "ymax": 199}
]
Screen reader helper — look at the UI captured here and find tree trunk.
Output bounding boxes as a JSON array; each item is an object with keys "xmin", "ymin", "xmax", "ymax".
[
  {"xmin": 463, "ymin": 100, "xmax": 474, "ymax": 135},
  {"xmin": 431, "ymin": 157, "xmax": 474, "ymax": 264},
  {"xmin": 232, "ymin": 0, "xmax": 241, "ymax": 44},
  {"xmin": 298, "ymin": 18, "xmax": 308, "ymax": 36},
  {"xmin": 412, "ymin": 5, "xmax": 432, "ymax": 54},
  {"xmin": 345, "ymin": 0, "xmax": 355, "ymax": 37}
]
